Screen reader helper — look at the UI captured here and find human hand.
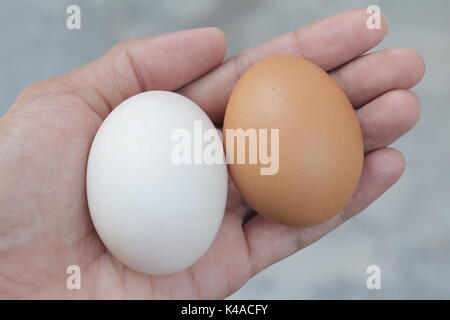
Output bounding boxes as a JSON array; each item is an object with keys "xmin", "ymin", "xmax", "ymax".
[{"xmin": 0, "ymin": 8, "xmax": 424, "ymax": 299}]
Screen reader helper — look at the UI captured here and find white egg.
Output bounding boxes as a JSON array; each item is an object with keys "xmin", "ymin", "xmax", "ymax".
[{"xmin": 86, "ymin": 91, "xmax": 227, "ymax": 275}]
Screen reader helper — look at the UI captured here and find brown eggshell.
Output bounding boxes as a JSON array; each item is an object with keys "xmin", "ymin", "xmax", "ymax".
[{"xmin": 223, "ymin": 55, "xmax": 363, "ymax": 227}]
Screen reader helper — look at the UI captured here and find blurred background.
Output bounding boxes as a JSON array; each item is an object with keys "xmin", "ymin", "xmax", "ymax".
[{"xmin": 0, "ymin": 0, "xmax": 449, "ymax": 299}]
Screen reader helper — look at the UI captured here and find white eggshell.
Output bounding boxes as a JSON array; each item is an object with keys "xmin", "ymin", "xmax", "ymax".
[{"xmin": 86, "ymin": 91, "xmax": 227, "ymax": 275}]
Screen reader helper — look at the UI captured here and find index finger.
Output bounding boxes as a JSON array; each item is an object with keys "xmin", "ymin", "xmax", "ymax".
[{"xmin": 180, "ymin": 8, "xmax": 388, "ymax": 124}]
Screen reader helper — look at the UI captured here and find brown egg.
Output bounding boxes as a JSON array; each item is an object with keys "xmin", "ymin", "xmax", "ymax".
[{"xmin": 223, "ymin": 55, "xmax": 363, "ymax": 227}]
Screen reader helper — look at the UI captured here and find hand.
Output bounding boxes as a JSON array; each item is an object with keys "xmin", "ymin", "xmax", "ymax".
[{"xmin": 0, "ymin": 8, "xmax": 424, "ymax": 299}]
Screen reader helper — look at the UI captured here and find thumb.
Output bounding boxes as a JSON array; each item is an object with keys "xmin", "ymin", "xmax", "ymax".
[{"xmin": 10, "ymin": 27, "xmax": 227, "ymax": 119}]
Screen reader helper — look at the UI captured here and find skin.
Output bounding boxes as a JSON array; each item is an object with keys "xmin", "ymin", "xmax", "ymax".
[{"xmin": 0, "ymin": 8, "xmax": 425, "ymax": 299}]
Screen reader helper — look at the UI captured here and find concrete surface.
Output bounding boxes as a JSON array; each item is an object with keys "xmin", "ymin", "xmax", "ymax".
[{"xmin": 0, "ymin": 0, "xmax": 449, "ymax": 299}]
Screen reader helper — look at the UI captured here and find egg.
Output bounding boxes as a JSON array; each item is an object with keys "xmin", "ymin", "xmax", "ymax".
[
  {"xmin": 223, "ymin": 55, "xmax": 363, "ymax": 227},
  {"xmin": 86, "ymin": 91, "xmax": 227, "ymax": 275}
]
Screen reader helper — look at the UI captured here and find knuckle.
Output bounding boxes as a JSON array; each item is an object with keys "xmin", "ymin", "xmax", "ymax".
[{"xmin": 231, "ymin": 52, "xmax": 252, "ymax": 81}]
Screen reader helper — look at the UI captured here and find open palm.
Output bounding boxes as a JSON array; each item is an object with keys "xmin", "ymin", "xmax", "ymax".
[{"xmin": 0, "ymin": 9, "xmax": 424, "ymax": 299}]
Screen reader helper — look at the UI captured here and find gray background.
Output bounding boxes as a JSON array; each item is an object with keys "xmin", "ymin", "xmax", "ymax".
[{"xmin": 0, "ymin": 0, "xmax": 448, "ymax": 299}]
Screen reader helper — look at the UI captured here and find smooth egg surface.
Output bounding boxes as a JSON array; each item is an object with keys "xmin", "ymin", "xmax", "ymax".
[
  {"xmin": 223, "ymin": 55, "xmax": 363, "ymax": 227},
  {"xmin": 87, "ymin": 91, "xmax": 227, "ymax": 275}
]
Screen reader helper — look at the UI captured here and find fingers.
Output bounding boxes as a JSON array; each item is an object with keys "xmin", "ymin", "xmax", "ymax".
[
  {"xmin": 180, "ymin": 8, "xmax": 387, "ymax": 123},
  {"xmin": 341, "ymin": 148, "xmax": 405, "ymax": 218},
  {"xmin": 358, "ymin": 89, "xmax": 420, "ymax": 153},
  {"xmin": 244, "ymin": 147, "xmax": 405, "ymax": 276},
  {"xmin": 331, "ymin": 47, "xmax": 425, "ymax": 108},
  {"xmin": 60, "ymin": 28, "xmax": 226, "ymax": 118}
]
